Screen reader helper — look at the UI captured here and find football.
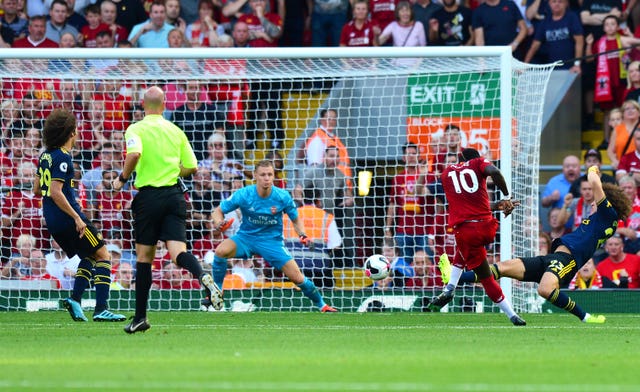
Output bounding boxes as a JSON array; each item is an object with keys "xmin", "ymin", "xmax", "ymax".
[{"xmin": 364, "ymin": 254, "xmax": 391, "ymax": 281}]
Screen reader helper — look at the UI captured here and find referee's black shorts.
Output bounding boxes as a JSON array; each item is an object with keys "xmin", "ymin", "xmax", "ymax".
[
  {"xmin": 132, "ymin": 185, "xmax": 187, "ymax": 245},
  {"xmin": 51, "ymin": 219, "xmax": 105, "ymax": 260}
]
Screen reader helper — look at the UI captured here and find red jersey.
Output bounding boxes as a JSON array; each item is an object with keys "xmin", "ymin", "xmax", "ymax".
[
  {"xmin": 92, "ymin": 93, "xmax": 131, "ymax": 134},
  {"xmin": 596, "ymin": 254, "xmax": 640, "ymax": 288},
  {"xmin": 617, "ymin": 151, "xmax": 640, "ymax": 177},
  {"xmin": 95, "ymin": 190, "xmax": 133, "ymax": 233},
  {"xmin": 12, "ymin": 37, "xmax": 58, "ymax": 48},
  {"xmin": 442, "ymin": 157, "xmax": 492, "ymax": 227},
  {"xmin": 1, "ymin": 190, "xmax": 46, "ymax": 250},
  {"xmin": 340, "ymin": 20, "xmax": 376, "ymax": 47},
  {"xmin": 388, "ymin": 169, "xmax": 431, "ymax": 235},
  {"xmin": 80, "ymin": 23, "xmax": 110, "ymax": 47},
  {"xmin": 370, "ymin": 0, "xmax": 399, "ymax": 30},
  {"xmin": 238, "ymin": 13, "xmax": 283, "ymax": 47}
]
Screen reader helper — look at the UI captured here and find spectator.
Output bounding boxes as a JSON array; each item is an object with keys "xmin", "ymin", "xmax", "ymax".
[
  {"xmin": 237, "ymin": 0, "xmax": 282, "ymax": 46},
  {"xmin": 580, "ymin": 0, "xmax": 622, "ymax": 132},
  {"xmin": 79, "ymin": 4, "xmax": 109, "ymax": 47},
  {"xmin": 539, "ymin": 231, "xmax": 552, "ymax": 256},
  {"xmin": 568, "ymin": 259, "xmax": 603, "ymax": 289},
  {"xmin": 188, "ymin": 167, "xmax": 217, "ymax": 242},
  {"xmin": 85, "ymin": 31, "xmax": 119, "ymax": 73},
  {"xmin": 541, "ymin": 154, "xmax": 581, "ymax": 208},
  {"xmin": 128, "ymin": 0, "xmax": 173, "ymax": 48},
  {"xmin": 376, "ymin": 1, "xmax": 426, "ymax": 47},
  {"xmin": 472, "ymin": 0, "xmax": 527, "ymax": 58},
  {"xmin": 1, "ymin": 99, "xmax": 20, "ymax": 142},
  {"xmin": 624, "ymin": 61, "xmax": 640, "ymax": 102},
  {"xmin": 405, "ymin": 248, "xmax": 443, "ymax": 289},
  {"xmin": 185, "ymin": 0, "xmax": 224, "ymax": 47},
  {"xmin": 412, "ymin": 0, "xmax": 441, "ymax": 44},
  {"xmin": 431, "ymin": 123, "xmax": 462, "ymax": 178},
  {"xmin": 45, "ymin": 0, "xmax": 80, "ymax": 44},
  {"xmin": 0, "ymin": 233, "xmax": 35, "ymax": 279},
  {"xmin": 0, "ymin": 15, "xmax": 15, "ymax": 47},
  {"xmin": 340, "ymin": 0, "xmax": 377, "ymax": 47},
  {"xmin": 614, "ymin": 175, "xmax": 640, "ymax": 253},
  {"xmin": 45, "ymin": 239, "xmax": 80, "ymax": 290},
  {"xmin": 429, "ymin": 0, "xmax": 472, "ymax": 46},
  {"xmin": 60, "ymin": 0, "xmax": 89, "ymax": 31},
  {"xmin": 597, "ymin": 235, "xmax": 640, "ymax": 288},
  {"xmin": 92, "ymin": 79, "xmax": 131, "ymax": 135},
  {"xmin": 81, "ymin": 142, "xmax": 123, "ymax": 206},
  {"xmin": 108, "ymin": 0, "xmax": 147, "ymax": 32},
  {"xmin": 165, "ymin": 0, "xmax": 187, "ymax": 31},
  {"xmin": 608, "ymin": 100, "xmax": 640, "ymax": 171},
  {"xmin": 615, "ymin": 131, "xmax": 640, "ymax": 185},
  {"xmin": 21, "ymin": 249, "xmax": 62, "ymax": 288},
  {"xmin": 166, "ymin": 26, "xmax": 189, "ymax": 48},
  {"xmin": 1, "ymin": 161, "xmax": 47, "ymax": 250},
  {"xmin": 569, "ymin": 148, "xmax": 616, "ymax": 198},
  {"xmin": 22, "ymin": 127, "xmax": 42, "ymax": 162},
  {"xmin": 523, "ymin": 0, "xmax": 583, "ymax": 70},
  {"xmin": 382, "ymin": 237, "xmax": 412, "ymax": 284},
  {"xmin": 157, "ymin": 260, "xmax": 202, "ymax": 289},
  {"xmin": 297, "ymin": 108, "xmax": 352, "ymax": 180},
  {"xmin": 589, "ymin": 16, "xmax": 640, "ymax": 148},
  {"xmin": 11, "ymin": 15, "xmax": 59, "ymax": 47},
  {"xmin": 265, "ymin": 150, "xmax": 286, "ymax": 189},
  {"xmin": 99, "ymin": 0, "xmax": 129, "ymax": 43},
  {"xmin": 385, "ymin": 142, "xmax": 435, "ymax": 264},
  {"xmin": 560, "ymin": 176, "xmax": 597, "ymax": 231},
  {"xmin": 93, "ymin": 169, "xmax": 134, "ymax": 245},
  {"xmin": 1, "ymin": 0, "xmax": 28, "ymax": 40},
  {"xmin": 231, "ymin": 19, "xmax": 250, "ymax": 47},
  {"xmin": 171, "ymin": 79, "xmax": 223, "ymax": 161},
  {"xmin": 198, "ymin": 133, "xmax": 244, "ymax": 200},
  {"xmin": 282, "ymin": 190, "xmax": 342, "ymax": 288},
  {"xmin": 311, "ymin": 0, "xmax": 348, "ymax": 47},
  {"xmin": 110, "ymin": 261, "xmax": 134, "ymax": 289},
  {"xmin": 301, "ymin": 146, "xmax": 356, "ymax": 265},
  {"xmin": 370, "ymin": 0, "xmax": 401, "ymax": 32}
]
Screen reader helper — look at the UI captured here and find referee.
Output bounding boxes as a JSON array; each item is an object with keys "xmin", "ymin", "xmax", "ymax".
[{"xmin": 113, "ymin": 86, "xmax": 216, "ymax": 334}]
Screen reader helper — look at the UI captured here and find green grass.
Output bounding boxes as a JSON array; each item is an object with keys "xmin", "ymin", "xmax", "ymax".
[{"xmin": 0, "ymin": 312, "xmax": 638, "ymax": 391}]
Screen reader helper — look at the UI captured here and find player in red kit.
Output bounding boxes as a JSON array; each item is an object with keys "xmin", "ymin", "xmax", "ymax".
[{"xmin": 429, "ymin": 148, "xmax": 526, "ymax": 326}]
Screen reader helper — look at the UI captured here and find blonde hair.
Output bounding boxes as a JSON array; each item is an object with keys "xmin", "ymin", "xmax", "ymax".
[
  {"xmin": 16, "ymin": 234, "xmax": 36, "ymax": 250},
  {"xmin": 628, "ymin": 61, "xmax": 640, "ymax": 89}
]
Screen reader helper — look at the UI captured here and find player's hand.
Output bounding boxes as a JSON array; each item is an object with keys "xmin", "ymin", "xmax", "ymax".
[
  {"xmin": 299, "ymin": 234, "xmax": 314, "ymax": 249},
  {"xmin": 214, "ymin": 218, "xmax": 234, "ymax": 233},
  {"xmin": 495, "ymin": 199, "xmax": 520, "ymax": 217},
  {"xmin": 74, "ymin": 217, "xmax": 86, "ymax": 238}
]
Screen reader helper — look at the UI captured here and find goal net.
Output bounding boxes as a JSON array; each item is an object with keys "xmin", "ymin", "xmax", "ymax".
[{"xmin": 0, "ymin": 48, "xmax": 554, "ymax": 313}]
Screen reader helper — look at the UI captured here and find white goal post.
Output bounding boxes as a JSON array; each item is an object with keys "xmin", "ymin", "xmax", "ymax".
[{"xmin": 0, "ymin": 47, "xmax": 554, "ymax": 313}]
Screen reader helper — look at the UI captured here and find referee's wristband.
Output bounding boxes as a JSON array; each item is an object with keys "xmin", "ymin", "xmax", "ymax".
[
  {"xmin": 502, "ymin": 195, "xmax": 511, "ymax": 201},
  {"xmin": 118, "ymin": 173, "xmax": 130, "ymax": 183}
]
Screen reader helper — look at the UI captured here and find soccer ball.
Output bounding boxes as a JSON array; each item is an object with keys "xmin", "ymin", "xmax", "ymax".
[{"xmin": 364, "ymin": 254, "xmax": 391, "ymax": 281}]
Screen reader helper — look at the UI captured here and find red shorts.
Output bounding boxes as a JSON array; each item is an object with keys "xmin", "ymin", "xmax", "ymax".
[{"xmin": 453, "ymin": 219, "xmax": 498, "ymax": 270}]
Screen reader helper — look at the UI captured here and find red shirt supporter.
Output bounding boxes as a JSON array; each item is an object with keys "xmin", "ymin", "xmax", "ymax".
[
  {"xmin": 340, "ymin": 19, "xmax": 376, "ymax": 46},
  {"xmin": 370, "ymin": 0, "xmax": 400, "ymax": 30},
  {"xmin": 597, "ymin": 253, "xmax": 640, "ymax": 288},
  {"xmin": 617, "ymin": 150, "xmax": 640, "ymax": 178},
  {"xmin": 12, "ymin": 36, "xmax": 58, "ymax": 48},
  {"xmin": 237, "ymin": 12, "xmax": 282, "ymax": 47},
  {"xmin": 1, "ymin": 190, "xmax": 46, "ymax": 250},
  {"xmin": 205, "ymin": 59, "xmax": 248, "ymax": 127},
  {"xmin": 96, "ymin": 190, "xmax": 133, "ymax": 241},
  {"xmin": 80, "ymin": 23, "xmax": 110, "ymax": 47},
  {"xmin": 388, "ymin": 168, "xmax": 431, "ymax": 236},
  {"xmin": 7, "ymin": 78, "xmax": 58, "ymax": 109},
  {"xmin": 92, "ymin": 91, "xmax": 131, "ymax": 135}
]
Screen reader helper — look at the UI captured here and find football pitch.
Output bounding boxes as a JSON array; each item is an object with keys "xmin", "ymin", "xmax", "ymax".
[{"xmin": 0, "ymin": 312, "xmax": 637, "ymax": 392}]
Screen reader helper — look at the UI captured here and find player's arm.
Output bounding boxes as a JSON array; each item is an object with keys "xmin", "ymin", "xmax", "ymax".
[
  {"xmin": 588, "ymin": 165, "xmax": 606, "ymax": 203},
  {"xmin": 49, "ymin": 180, "xmax": 87, "ymax": 238},
  {"xmin": 485, "ymin": 164, "xmax": 515, "ymax": 215},
  {"xmin": 113, "ymin": 152, "xmax": 140, "ymax": 191}
]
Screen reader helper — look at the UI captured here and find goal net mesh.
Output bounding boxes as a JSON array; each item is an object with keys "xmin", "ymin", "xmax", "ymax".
[{"xmin": 0, "ymin": 49, "xmax": 554, "ymax": 313}]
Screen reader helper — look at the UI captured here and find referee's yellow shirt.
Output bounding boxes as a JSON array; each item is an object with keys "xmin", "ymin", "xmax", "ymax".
[{"xmin": 125, "ymin": 114, "xmax": 198, "ymax": 188}]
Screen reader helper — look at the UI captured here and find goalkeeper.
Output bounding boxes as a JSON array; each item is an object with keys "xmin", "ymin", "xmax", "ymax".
[
  {"xmin": 207, "ymin": 160, "xmax": 337, "ymax": 312},
  {"xmin": 445, "ymin": 165, "xmax": 631, "ymax": 323}
]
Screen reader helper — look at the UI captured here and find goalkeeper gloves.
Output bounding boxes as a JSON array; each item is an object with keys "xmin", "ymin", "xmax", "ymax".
[
  {"xmin": 214, "ymin": 218, "xmax": 234, "ymax": 233},
  {"xmin": 299, "ymin": 234, "xmax": 314, "ymax": 250}
]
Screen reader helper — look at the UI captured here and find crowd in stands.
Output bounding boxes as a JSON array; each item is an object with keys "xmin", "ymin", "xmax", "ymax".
[{"xmin": 2, "ymin": 0, "xmax": 640, "ymax": 292}]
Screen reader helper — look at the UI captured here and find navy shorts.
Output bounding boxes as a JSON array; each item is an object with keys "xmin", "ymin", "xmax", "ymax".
[{"xmin": 51, "ymin": 218, "xmax": 105, "ymax": 260}]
